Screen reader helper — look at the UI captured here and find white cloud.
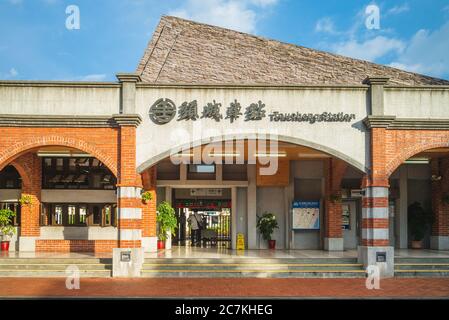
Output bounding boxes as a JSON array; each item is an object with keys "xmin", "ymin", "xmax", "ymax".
[
  {"xmin": 249, "ymin": 0, "xmax": 278, "ymax": 7},
  {"xmin": 332, "ymin": 36, "xmax": 405, "ymax": 61},
  {"xmin": 389, "ymin": 22, "xmax": 449, "ymax": 77},
  {"xmin": 315, "ymin": 17, "xmax": 338, "ymax": 34},
  {"xmin": 1, "ymin": 68, "xmax": 19, "ymax": 79},
  {"xmin": 168, "ymin": 0, "xmax": 278, "ymax": 33},
  {"xmin": 8, "ymin": 0, "xmax": 22, "ymax": 5},
  {"xmin": 387, "ymin": 4, "xmax": 410, "ymax": 15},
  {"xmin": 78, "ymin": 74, "xmax": 107, "ymax": 81},
  {"xmin": 9, "ymin": 68, "xmax": 18, "ymax": 77}
]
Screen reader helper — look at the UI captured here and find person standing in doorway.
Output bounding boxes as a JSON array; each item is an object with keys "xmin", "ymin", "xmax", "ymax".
[{"xmin": 188, "ymin": 211, "xmax": 203, "ymax": 246}]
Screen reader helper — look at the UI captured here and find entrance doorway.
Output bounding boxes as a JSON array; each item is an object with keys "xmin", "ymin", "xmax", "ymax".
[
  {"xmin": 173, "ymin": 193, "xmax": 231, "ymax": 248},
  {"xmin": 342, "ymin": 200, "xmax": 360, "ymax": 249}
]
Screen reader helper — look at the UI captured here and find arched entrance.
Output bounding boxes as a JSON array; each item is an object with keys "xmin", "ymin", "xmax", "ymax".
[
  {"xmin": 0, "ymin": 145, "xmax": 119, "ymax": 252},
  {"xmin": 140, "ymin": 138, "xmax": 365, "ymax": 252},
  {"xmin": 389, "ymin": 147, "xmax": 449, "ymax": 250}
]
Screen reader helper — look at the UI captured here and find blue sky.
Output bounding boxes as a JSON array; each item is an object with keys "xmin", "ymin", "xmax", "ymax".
[{"xmin": 1, "ymin": 0, "xmax": 448, "ymax": 81}]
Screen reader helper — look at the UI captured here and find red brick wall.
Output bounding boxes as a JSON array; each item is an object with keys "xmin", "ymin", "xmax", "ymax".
[
  {"xmin": 431, "ymin": 158, "xmax": 449, "ymax": 237},
  {"xmin": 0, "ymin": 128, "xmax": 119, "ymax": 175},
  {"xmin": 384, "ymin": 130, "xmax": 449, "ymax": 179},
  {"xmin": 324, "ymin": 158, "xmax": 347, "ymax": 238},
  {"xmin": 0, "ymin": 126, "xmax": 139, "ymax": 252},
  {"xmin": 11, "ymin": 153, "xmax": 41, "ymax": 237},
  {"xmin": 141, "ymin": 167, "xmax": 157, "ymax": 238},
  {"xmin": 36, "ymin": 240, "xmax": 119, "ymax": 253}
]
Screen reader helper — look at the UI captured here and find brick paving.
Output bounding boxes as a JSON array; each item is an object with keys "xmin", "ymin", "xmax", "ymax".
[{"xmin": 0, "ymin": 278, "xmax": 448, "ymax": 298}]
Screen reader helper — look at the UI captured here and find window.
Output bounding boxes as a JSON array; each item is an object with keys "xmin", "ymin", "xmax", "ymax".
[
  {"xmin": 53, "ymin": 205, "xmax": 63, "ymax": 225},
  {"xmin": 42, "ymin": 203, "xmax": 116, "ymax": 227},
  {"xmin": 187, "ymin": 164, "xmax": 216, "ymax": 180},
  {"xmin": 92, "ymin": 205, "xmax": 101, "ymax": 225},
  {"xmin": 103, "ymin": 205, "xmax": 112, "ymax": 226},
  {"xmin": 68, "ymin": 205, "xmax": 76, "ymax": 225},
  {"xmin": 79, "ymin": 206, "xmax": 87, "ymax": 225},
  {"xmin": 0, "ymin": 166, "xmax": 22, "ymax": 189},
  {"xmin": 42, "ymin": 157, "xmax": 116, "ymax": 190},
  {"xmin": 188, "ymin": 164, "xmax": 216, "ymax": 173},
  {"xmin": 0, "ymin": 202, "xmax": 20, "ymax": 226}
]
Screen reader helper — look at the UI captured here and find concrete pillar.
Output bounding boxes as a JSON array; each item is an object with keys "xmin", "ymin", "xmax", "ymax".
[
  {"xmin": 231, "ymin": 187, "xmax": 237, "ymax": 250},
  {"xmin": 284, "ymin": 164, "xmax": 294, "ymax": 249},
  {"xmin": 247, "ymin": 164, "xmax": 257, "ymax": 249},
  {"xmin": 430, "ymin": 158, "xmax": 449, "ymax": 250},
  {"xmin": 164, "ymin": 186, "xmax": 173, "ymax": 249},
  {"xmin": 364, "ymin": 77, "xmax": 389, "ymax": 116},
  {"xmin": 397, "ymin": 166, "xmax": 408, "ymax": 248},
  {"xmin": 358, "ymin": 185, "xmax": 394, "ymax": 278},
  {"xmin": 116, "ymin": 73, "xmax": 141, "ymax": 114}
]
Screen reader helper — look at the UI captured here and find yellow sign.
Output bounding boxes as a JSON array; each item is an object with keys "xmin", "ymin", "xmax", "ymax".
[{"xmin": 237, "ymin": 233, "xmax": 245, "ymax": 250}]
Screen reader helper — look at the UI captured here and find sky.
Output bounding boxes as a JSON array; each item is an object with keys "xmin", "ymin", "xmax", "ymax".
[{"xmin": 0, "ymin": 0, "xmax": 448, "ymax": 81}]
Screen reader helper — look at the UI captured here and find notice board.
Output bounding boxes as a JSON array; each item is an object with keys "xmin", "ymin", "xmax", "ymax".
[{"xmin": 292, "ymin": 201, "xmax": 320, "ymax": 230}]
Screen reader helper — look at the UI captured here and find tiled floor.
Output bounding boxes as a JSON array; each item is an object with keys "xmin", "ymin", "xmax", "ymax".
[
  {"xmin": 0, "ymin": 248, "xmax": 448, "ymax": 260},
  {"xmin": 0, "ymin": 278, "xmax": 448, "ymax": 298},
  {"xmin": 144, "ymin": 247, "xmax": 358, "ymax": 259}
]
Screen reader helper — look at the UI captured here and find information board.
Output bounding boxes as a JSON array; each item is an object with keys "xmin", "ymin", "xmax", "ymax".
[{"xmin": 292, "ymin": 201, "xmax": 320, "ymax": 230}]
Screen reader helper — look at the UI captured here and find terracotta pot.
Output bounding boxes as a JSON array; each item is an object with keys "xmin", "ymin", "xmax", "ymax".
[
  {"xmin": 157, "ymin": 240, "xmax": 165, "ymax": 250},
  {"xmin": 268, "ymin": 240, "xmax": 276, "ymax": 249},
  {"xmin": 411, "ymin": 240, "xmax": 423, "ymax": 249},
  {"xmin": 0, "ymin": 241, "xmax": 9, "ymax": 252}
]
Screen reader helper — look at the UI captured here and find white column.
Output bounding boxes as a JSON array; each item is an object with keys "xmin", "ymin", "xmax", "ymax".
[
  {"xmin": 231, "ymin": 187, "xmax": 237, "ymax": 250},
  {"xmin": 397, "ymin": 166, "xmax": 408, "ymax": 248},
  {"xmin": 165, "ymin": 186, "xmax": 173, "ymax": 249},
  {"xmin": 247, "ymin": 164, "xmax": 257, "ymax": 249}
]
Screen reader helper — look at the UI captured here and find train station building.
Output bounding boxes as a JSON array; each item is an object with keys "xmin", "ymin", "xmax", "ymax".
[{"xmin": 1, "ymin": 16, "xmax": 449, "ymax": 277}]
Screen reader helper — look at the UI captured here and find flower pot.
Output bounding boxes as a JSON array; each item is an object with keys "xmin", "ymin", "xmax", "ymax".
[
  {"xmin": 268, "ymin": 240, "xmax": 276, "ymax": 249},
  {"xmin": 411, "ymin": 240, "xmax": 423, "ymax": 249},
  {"xmin": 157, "ymin": 240, "xmax": 165, "ymax": 250},
  {"xmin": 0, "ymin": 241, "xmax": 9, "ymax": 252}
]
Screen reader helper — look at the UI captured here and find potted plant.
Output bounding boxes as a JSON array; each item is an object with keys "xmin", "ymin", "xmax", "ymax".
[
  {"xmin": 329, "ymin": 193, "xmax": 342, "ymax": 203},
  {"xmin": 19, "ymin": 194, "xmax": 33, "ymax": 206},
  {"xmin": 0, "ymin": 209, "xmax": 16, "ymax": 252},
  {"xmin": 257, "ymin": 212, "xmax": 279, "ymax": 249},
  {"xmin": 156, "ymin": 201, "xmax": 177, "ymax": 250},
  {"xmin": 141, "ymin": 191, "xmax": 153, "ymax": 204},
  {"xmin": 408, "ymin": 202, "xmax": 433, "ymax": 249}
]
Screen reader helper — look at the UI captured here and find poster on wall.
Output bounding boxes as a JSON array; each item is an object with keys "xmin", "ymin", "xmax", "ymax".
[{"xmin": 292, "ymin": 201, "xmax": 320, "ymax": 230}]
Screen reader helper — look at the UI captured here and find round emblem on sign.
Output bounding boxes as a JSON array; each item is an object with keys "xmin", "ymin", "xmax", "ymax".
[{"xmin": 149, "ymin": 98, "xmax": 176, "ymax": 125}]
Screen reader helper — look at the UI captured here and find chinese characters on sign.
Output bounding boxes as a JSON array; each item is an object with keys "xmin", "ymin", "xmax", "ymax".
[{"xmin": 149, "ymin": 98, "xmax": 356, "ymax": 125}]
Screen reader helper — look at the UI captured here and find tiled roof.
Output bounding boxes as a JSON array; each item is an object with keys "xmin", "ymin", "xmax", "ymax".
[{"xmin": 137, "ymin": 16, "xmax": 449, "ymax": 85}]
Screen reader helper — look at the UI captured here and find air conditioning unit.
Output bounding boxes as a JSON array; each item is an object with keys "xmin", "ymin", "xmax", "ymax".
[{"xmin": 350, "ymin": 189, "xmax": 364, "ymax": 198}]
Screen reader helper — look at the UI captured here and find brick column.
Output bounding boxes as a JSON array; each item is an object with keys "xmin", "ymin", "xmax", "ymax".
[
  {"xmin": 14, "ymin": 153, "xmax": 41, "ymax": 251},
  {"xmin": 324, "ymin": 158, "xmax": 347, "ymax": 251},
  {"xmin": 358, "ymin": 123, "xmax": 394, "ymax": 277},
  {"xmin": 430, "ymin": 158, "xmax": 449, "ymax": 250},
  {"xmin": 141, "ymin": 166, "xmax": 157, "ymax": 252},
  {"xmin": 112, "ymin": 115, "xmax": 145, "ymax": 277},
  {"xmin": 115, "ymin": 120, "xmax": 143, "ymax": 249}
]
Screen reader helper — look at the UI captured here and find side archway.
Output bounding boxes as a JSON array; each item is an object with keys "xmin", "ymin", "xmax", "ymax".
[{"xmin": 0, "ymin": 134, "xmax": 118, "ymax": 177}]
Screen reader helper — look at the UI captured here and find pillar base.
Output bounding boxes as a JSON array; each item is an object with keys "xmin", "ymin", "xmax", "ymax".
[
  {"xmin": 19, "ymin": 237, "xmax": 37, "ymax": 252},
  {"xmin": 430, "ymin": 236, "xmax": 449, "ymax": 250},
  {"xmin": 357, "ymin": 245, "xmax": 394, "ymax": 278},
  {"xmin": 142, "ymin": 236, "xmax": 157, "ymax": 253},
  {"xmin": 324, "ymin": 238, "xmax": 344, "ymax": 251},
  {"xmin": 112, "ymin": 247, "xmax": 143, "ymax": 277}
]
